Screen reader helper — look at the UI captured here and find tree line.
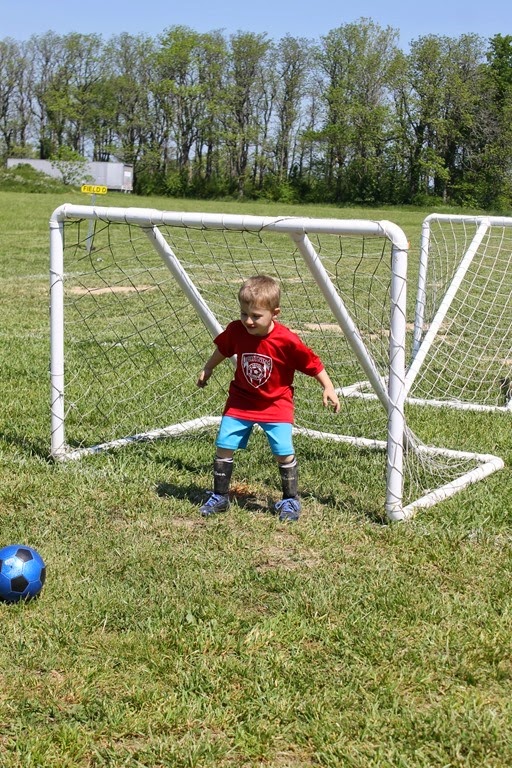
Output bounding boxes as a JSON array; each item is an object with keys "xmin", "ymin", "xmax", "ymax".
[{"xmin": 1, "ymin": 20, "xmax": 512, "ymax": 208}]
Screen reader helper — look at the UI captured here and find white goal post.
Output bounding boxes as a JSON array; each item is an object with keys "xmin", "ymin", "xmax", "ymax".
[{"xmin": 49, "ymin": 205, "xmax": 506, "ymax": 521}]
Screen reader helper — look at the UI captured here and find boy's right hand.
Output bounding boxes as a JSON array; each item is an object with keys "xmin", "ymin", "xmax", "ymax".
[{"xmin": 197, "ymin": 368, "xmax": 211, "ymax": 388}]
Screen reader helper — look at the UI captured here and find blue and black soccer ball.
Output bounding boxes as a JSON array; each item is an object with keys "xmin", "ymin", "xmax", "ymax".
[{"xmin": 0, "ymin": 545, "xmax": 46, "ymax": 603}]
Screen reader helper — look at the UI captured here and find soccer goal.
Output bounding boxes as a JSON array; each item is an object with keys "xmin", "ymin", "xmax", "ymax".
[
  {"xmin": 49, "ymin": 205, "xmax": 506, "ymax": 521},
  {"xmin": 408, "ymin": 214, "xmax": 512, "ymax": 412}
]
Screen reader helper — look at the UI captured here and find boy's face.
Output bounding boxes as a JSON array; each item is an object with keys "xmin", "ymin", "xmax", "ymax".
[{"xmin": 239, "ymin": 301, "xmax": 280, "ymax": 336}]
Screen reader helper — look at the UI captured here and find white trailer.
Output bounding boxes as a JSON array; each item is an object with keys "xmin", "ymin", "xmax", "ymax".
[{"xmin": 7, "ymin": 158, "xmax": 133, "ymax": 192}]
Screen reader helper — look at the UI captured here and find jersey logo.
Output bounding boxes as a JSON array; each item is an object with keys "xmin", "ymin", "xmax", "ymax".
[{"xmin": 242, "ymin": 353, "xmax": 272, "ymax": 388}]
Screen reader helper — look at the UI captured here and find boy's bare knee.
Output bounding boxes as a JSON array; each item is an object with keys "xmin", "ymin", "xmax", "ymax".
[
  {"xmin": 275, "ymin": 454, "xmax": 295, "ymax": 465},
  {"xmin": 216, "ymin": 448, "xmax": 234, "ymax": 460}
]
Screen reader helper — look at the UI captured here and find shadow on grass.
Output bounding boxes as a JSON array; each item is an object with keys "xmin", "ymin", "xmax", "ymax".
[
  {"xmin": 0, "ymin": 430, "xmax": 51, "ymax": 461},
  {"xmin": 155, "ymin": 481, "xmax": 204, "ymax": 504},
  {"xmin": 304, "ymin": 489, "xmax": 387, "ymax": 525},
  {"xmin": 155, "ymin": 479, "xmax": 388, "ymax": 524},
  {"xmin": 155, "ymin": 480, "xmax": 274, "ymax": 516}
]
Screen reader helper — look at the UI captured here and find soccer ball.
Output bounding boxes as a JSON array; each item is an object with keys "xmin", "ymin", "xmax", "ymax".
[{"xmin": 0, "ymin": 545, "xmax": 46, "ymax": 603}]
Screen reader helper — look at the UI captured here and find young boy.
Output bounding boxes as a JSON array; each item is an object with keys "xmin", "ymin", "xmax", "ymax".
[{"xmin": 197, "ymin": 275, "xmax": 340, "ymax": 521}]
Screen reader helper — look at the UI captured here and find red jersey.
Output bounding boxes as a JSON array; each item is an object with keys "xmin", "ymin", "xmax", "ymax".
[{"xmin": 214, "ymin": 320, "xmax": 324, "ymax": 423}]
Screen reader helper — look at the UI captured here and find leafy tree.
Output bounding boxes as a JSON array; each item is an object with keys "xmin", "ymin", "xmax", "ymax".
[
  {"xmin": 273, "ymin": 35, "xmax": 312, "ymax": 187},
  {"xmin": 28, "ymin": 32, "xmax": 67, "ymax": 158},
  {"xmin": 469, "ymin": 34, "xmax": 512, "ymax": 209},
  {"xmin": 193, "ymin": 30, "xmax": 228, "ymax": 193},
  {"xmin": 57, "ymin": 33, "xmax": 105, "ymax": 154},
  {"xmin": 102, "ymin": 33, "xmax": 156, "ymax": 169},
  {"xmin": 314, "ymin": 18, "xmax": 401, "ymax": 203},
  {"xmin": 155, "ymin": 26, "xmax": 207, "ymax": 186},
  {"xmin": 395, "ymin": 34, "xmax": 486, "ymax": 204},
  {"xmin": 0, "ymin": 38, "xmax": 29, "ymax": 157},
  {"xmin": 223, "ymin": 31, "xmax": 272, "ymax": 197},
  {"xmin": 50, "ymin": 145, "xmax": 90, "ymax": 185}
]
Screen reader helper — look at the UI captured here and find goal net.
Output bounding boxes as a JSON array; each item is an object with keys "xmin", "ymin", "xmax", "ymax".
[
  {"xmin": 49, "ymin": 205, "xmax": 505, "ymax": 521},
  {"xmin": 408, "ymin": 214, "xmax": 512, "ymax": 412}
]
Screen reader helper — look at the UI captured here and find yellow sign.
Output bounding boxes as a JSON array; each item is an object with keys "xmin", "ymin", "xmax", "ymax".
[{"xmin": 81, "ymin": 184, "xmax": 108, "ymax": 195}]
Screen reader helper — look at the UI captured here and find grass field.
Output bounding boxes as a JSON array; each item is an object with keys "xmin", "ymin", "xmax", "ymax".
[{"xmin": 1, "ymin": 190, "xmax": 512, "ymax": 767}]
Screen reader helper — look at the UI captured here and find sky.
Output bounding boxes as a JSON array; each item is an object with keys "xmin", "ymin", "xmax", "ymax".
[{"xmin": 1, "ymin": 0, "xmax": 511, "ymax": 51}]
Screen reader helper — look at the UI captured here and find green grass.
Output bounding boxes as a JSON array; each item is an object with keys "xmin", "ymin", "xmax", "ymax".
[{"xmin": 0, "ymin": 189, "xmax": 511, "ymax": 767}]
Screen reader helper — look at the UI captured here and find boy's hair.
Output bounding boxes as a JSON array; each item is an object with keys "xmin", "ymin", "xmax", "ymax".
[{"xmin": 238, "ymin": 275, "xmax": 281, "ymax": 311}]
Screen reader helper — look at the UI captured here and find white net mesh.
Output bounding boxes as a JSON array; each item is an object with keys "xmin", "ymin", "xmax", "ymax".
[{"xmin": 58, "ymin": 215, "xmax": 393, "ymax": 450}]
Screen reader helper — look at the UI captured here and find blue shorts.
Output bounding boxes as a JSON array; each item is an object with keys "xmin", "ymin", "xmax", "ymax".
[{"xmin": 215, "ymin": 415, "xmax": 294, "ymax": 456}]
